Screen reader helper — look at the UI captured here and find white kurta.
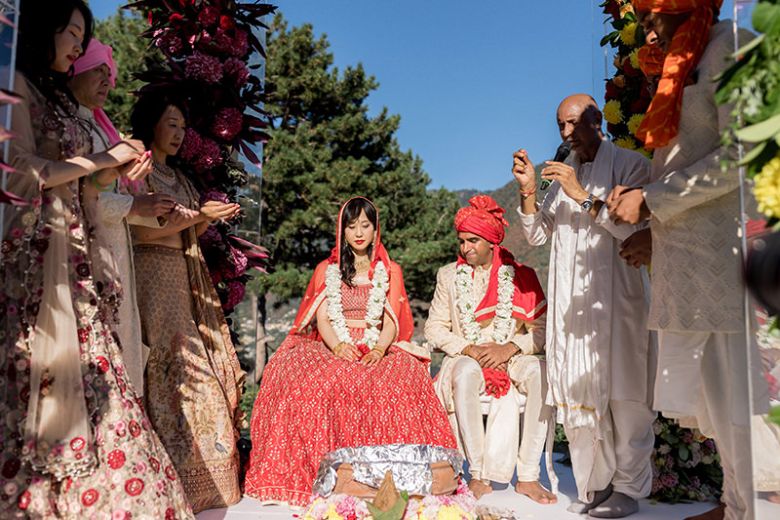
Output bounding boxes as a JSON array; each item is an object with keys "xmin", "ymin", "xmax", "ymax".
[
  {"xmin": 517, "ymin": 139, "xmax": 653, "ymax": 429},
  {"xmin": 78, "ymin": 106, "xmax": 159, "ymax": 396},
  {"xmin": 518, "ymin": 139, "xmax": 656, "ymax": 502}
]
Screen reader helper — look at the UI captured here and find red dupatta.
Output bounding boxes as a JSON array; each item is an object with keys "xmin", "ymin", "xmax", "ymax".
[{"xmin": 289, "ymin": 197, "xmax": 416, "ymax": 348}]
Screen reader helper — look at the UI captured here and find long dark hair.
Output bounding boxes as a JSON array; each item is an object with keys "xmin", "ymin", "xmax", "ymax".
[
  {"xmin": 340, "ymin": 198, "xmax": 378, "ymax": 286},
  {"xmin": 17, "ymin": 0, "xmax": 93, "ymax": 110},
  {"xmin": 130, "ymin": 90, "xmax": 188, "ymax": 150}
]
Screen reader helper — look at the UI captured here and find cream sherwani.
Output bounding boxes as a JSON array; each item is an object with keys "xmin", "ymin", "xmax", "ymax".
[
  {"xmin": 79, "ymin": 106, "xmax": 159, "ymax": 396},
  {"xmin": 517, "ymin": 138, "xmax": 656, "ymax": 502},
  {"xmin": 425, "ymin": 262, "xmax": 550, "ymax": 484},
  {"xmin": 643, "ymin": 21, "xmax": 761, "ymax": 520}
]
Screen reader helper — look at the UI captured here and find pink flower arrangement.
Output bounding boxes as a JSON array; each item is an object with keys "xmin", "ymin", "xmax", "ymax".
[
  {"xmin": 184, "ymin": 52, "xmax": 224, "ymax": 84},
  {"xmin": 154, "ymin": 29, "xmax": 185, "ymax": 56},
  {"xmin": 224, "ymin": 280, "xmax": 246, "ymax": 311},
  {"xmin": 211, "ymin": 107, "xmax": 244, "ymax": 141},
  {"xmin": 180, "ymin": 129, "xmax": 224, "ymax": 173},
  {"xmin": 223, "ymin": 57, "xmax": 250, "ymax": 87},
  {"xmin": 197, "ymin": 6, "xmax": 220, "ymax": 27},
  {"xmin": 200, "ymin": 189, "xmax": 230, "ymax": 205}
]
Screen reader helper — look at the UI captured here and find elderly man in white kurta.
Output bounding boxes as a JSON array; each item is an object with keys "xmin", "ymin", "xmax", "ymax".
[
  {"xmin": 425, "ymin": 195, "xmax": 554, "ymax": 504},
  {"xmin": 70, "ymin": 39, "xmax": 175, "ymax": 395},
  {"xmin": 608, "ymin": 4, "xmax": 760, "ymax": 519},
  {"xmin": 514, "ymin": 95, "xmax": 656, "ymax": 518}
]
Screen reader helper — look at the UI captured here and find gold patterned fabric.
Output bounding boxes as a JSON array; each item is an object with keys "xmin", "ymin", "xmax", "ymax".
[{"xmin": 134, "ymin": 165, "xmax": 244, "ymax": 513}]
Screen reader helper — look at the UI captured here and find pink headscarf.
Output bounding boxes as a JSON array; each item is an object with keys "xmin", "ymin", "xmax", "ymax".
[{"xmin": 73, "ymin": 38, "xmax": 121, "ymax": 145}]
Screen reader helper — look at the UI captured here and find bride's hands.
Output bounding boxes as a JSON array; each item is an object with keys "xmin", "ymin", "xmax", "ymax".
[
  {"xmin": 333, "ymin": 342, "xmax": 360, "ymax": 362},
  {"xmin": 360, "ymin": 349, "xmax": 383, "ymax": 367}
]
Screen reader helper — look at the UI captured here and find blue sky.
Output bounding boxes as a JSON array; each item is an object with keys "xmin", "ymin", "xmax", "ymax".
[{"xmin": 92, "ymin": 1, "xmax": 754, "ymax": 191}]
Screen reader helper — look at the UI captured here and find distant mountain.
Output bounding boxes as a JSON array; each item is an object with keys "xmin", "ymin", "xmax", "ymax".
[{"xmin": 453, "ymin": 165, "xmax": 551, "ymax": 284}]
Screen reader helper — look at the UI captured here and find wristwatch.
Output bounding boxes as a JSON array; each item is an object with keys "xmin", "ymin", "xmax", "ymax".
[{"xmin": 581, "ymin": 193, "xmax": 595, "ymax": 212}]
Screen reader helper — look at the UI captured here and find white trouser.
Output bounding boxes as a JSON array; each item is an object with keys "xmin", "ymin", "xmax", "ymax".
[
  {"xmin": 450, "ymin": 355, "xmax": 551, "ymax": 483},
  {"xmin": 565, "ymin": 400, "xmax": 656, "ymax": 503},
  {"xmin": 656, "ymin": 331, "xmax": 755, "ymax": 520}
]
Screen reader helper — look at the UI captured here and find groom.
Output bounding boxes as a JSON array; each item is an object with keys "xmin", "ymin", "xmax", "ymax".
[{"xmin": 425, "ymin": 195, "xmax": 555, "ymax": 504}]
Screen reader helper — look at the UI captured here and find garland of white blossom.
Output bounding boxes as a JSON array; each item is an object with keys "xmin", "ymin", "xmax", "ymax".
[
  {"xmin": 325, "ymin": 261, "xmax": 389, "ymax": 349},
  {"xmin": 455, "ymin": 263, "xmax": 516, "ymax": 345}
]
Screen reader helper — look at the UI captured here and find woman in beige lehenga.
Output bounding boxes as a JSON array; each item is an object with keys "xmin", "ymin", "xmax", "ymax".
[
  {"xmin": 129, "ymin": 92, "xmax": 245, "ymax": 513},
  {"xmin": 0, "ymin": 1, "xmax": 192, "ymax": 517}
]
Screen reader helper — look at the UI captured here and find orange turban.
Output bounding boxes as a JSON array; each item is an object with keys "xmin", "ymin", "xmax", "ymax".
[
  {"xmin": 633, "ymin": 0, "xmax": 722, "ymax": 149},
  {"xmin": 455, "ymin": 195, "xmax": 509, "ymax": 245}
]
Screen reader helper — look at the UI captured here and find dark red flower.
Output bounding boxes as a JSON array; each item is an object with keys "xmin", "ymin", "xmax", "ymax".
[
  {"xmin": 95, "ymin": 356, "xmax": 109, "ymax": 373},
  {"xmin": 124, "ymin": 478, "xmax": 144, "ymax": 497},
  {"xmin": 605, "ymin": 80, "xmax": 620, "ymax": 100},
  {"xmin": 2, "ymin": 458, "xmax": 20, "ymax": 479},
  {"xmin": 70, "ymin": 436, "xmax": 86, "ymax": 452},
  {"xmin": 149, "ymin": 456, "xmax": 161, "ymax": 473},
  {"xmin": 165, "ymin": 508, "xmax": 176, "ymax": 520},
  {"xmin": 107, "ymin": 449, "xmax": 126, "ymax": 470},
  {"xmin": 169, "ymin": 13, "xmax": 184, "ymax": 24},
  {"xmin": 219, "ymin": 15, "xmax": 235, "ymax": 31},
  {"xmin": 17, "ymin": 490, "xmax": 30, "ymax": 510},
  {"xmin": 198, "ymin": 6, "xmax": 220, "ymax": 27},
  {"xmin": 604, "ymin": 0, "xmax": 621, "ymax": 20},
  {"xmin": 81, "ymin": 489, "xmax": 99, "ymax": 507},
  {"xmin": 128, "ymin": 420, "xmax": 141, "ymax": 438}
]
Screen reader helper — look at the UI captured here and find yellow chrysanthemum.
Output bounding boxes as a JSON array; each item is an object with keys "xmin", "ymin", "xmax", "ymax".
[
  {"xmin": 629, "ymin": 48, "xmax": 640, "ymax": 69},
  {"xmin": 436, "ymin": 505, "xmax": 464, "ymax": 520},
  {"xmin": 619, "ymin": 22, "xmax": 637, "ymax": 46},
  {"xmin": 754, "ymin": 155, "xmax": 780, "ymax": 218},
  {"xmin": 627, "ymin": 113, "xmax": 644, "ymax": 136},
  {"xmin": 615, "ymin": 136, "xmax": 637, "ymax": 150},
  {"xmin": 324, "ymin": 504, "xmax": 343, "ymax": 520},
  {"xmin": 603, "ymin": 100, "xmax": 624, "ymax": 124}
]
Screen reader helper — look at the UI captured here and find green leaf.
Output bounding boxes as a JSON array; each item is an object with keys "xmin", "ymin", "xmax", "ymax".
[
  {"xmin": 753, "ymin": 2, "xmax": 780, "ymax": 34},
  {"xmin": 738, "ymin": 140, "xmax": 768, "ymax": 166},
  {"xmin": 678, "ymin": 445, "xmax": 690, "ymax": 462},
  {"xmin": 366, "ymin": 492, "xmax": 409, "ymax": 520},
  {"xmin": 735, "ymin": 113, "xmax": 780, "ymax": 143},
  {"xmin": 733, "ymin": 33, "xmax": 765, "ymax": 58}
]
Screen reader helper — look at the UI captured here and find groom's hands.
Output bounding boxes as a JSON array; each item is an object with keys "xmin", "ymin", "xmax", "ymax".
[{"xmin": 465, "ymin": 342, "xmax": 519, "ymax": 370}]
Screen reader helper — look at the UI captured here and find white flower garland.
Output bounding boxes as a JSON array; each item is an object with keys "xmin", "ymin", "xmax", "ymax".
[
  {"xmin": 455, "ymin": 263, "xmax": 516, "ymax": 345},
  {"xmin": 325, "ymin": 260, "xmax": 389, "ymax": 348}
]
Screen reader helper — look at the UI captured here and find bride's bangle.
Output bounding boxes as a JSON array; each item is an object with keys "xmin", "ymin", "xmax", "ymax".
[
  {"xmin": 333, "ymin": 341, "xmax": 349, "ymax": 354},
  {"xmin": 370, "ymin": 346, "xmax": 387, "ymax": 356}
]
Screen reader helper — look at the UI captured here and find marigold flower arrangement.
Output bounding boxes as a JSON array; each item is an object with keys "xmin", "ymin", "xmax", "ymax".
[
  {"xmin": 599, "ymin": 0, "xmax": 653, "ymax": 154},
  {"xmin": 127, "ymin": 0, "xmax": 274, "ymax": 315},
  {"xmin": 303, "ymin": 480, "xmax": 480, "ymax": 520}
]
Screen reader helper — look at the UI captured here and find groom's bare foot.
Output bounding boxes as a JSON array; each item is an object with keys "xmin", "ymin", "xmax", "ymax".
[
  {"xmin": 514, "ymin": 481, "xmax": 557, "ymax": 504},
  {"xmin": 684, "ymin": 504, "xmax": 725, "ymax": 520},
  {"xmin": 468, "ymin": 479, "xmax": 493, "ymax": 499}
]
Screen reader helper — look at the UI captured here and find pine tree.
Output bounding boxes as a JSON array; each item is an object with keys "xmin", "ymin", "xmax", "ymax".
[{"xmin": 255, "ymin": 14, "xmax": 460, "ymax": 303}]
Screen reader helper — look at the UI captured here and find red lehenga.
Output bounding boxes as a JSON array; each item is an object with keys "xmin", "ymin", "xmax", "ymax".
[{"xmin": 244, "ymin": 198, "xmax": 457, "ymax": 507}]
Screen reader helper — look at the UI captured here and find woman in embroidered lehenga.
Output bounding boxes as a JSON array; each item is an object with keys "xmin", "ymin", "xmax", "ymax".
[
  {"xmin": 244, "ymin": 197, "xmax": 457, "ymax": 507},
  {"xmin": 129, "ymin": 92, "xmax": 246, "ymax": 513},
  {"xmin": 0, "ymin": 1, "xmax": 192, "ymax": 517}
]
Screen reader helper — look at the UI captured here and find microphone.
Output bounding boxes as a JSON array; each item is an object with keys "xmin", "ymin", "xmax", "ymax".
[{"xmin": 540, "ymin": 141, "xmax": 572, "ymax": 190}]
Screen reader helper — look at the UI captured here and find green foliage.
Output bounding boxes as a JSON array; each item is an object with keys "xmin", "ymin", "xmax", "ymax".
[
  {"xmin": 256, "ymin": 15, "xmax": 460, "ymax": 302},
  {"xmin": 94, "ymin": 10, "xmax": 163, "ymax": 133},
  {"xmin": 716, "ymin": 0, "xmax": 780, "ymax": 186}
]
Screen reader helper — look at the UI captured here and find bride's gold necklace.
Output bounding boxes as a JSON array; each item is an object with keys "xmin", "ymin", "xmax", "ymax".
[{"xmin": 354, "ymin": 255, "xmax": 371, "ymax": 274}]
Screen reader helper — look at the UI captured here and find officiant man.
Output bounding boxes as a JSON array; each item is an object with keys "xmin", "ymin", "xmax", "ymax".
[{"xmin": 515, "ymin": 94, "xmax": 656, "ymax": 518}]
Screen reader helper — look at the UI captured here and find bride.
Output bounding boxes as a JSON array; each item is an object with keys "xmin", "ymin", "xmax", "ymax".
[{"xmin": 244, "ymin": 196, "xmax": 456, "ymax": 506}]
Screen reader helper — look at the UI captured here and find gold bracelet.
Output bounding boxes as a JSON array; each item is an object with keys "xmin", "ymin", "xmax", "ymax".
[
  {"xmin": 333, "ymin": 342, "xmax": 349, "ymax": 354},
  {"xmin": 370, "ymin": 346, "xmax": 386, "ymax": 356}
]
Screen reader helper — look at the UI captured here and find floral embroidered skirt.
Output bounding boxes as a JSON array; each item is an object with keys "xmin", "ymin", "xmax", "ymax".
[
  {"xmin": 244, "ymin": 330, "xmax": 457, "ymax": 507},
  {"xmin": 134, "ymin": 245, "xmax": 241, "ymax": 513}
]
